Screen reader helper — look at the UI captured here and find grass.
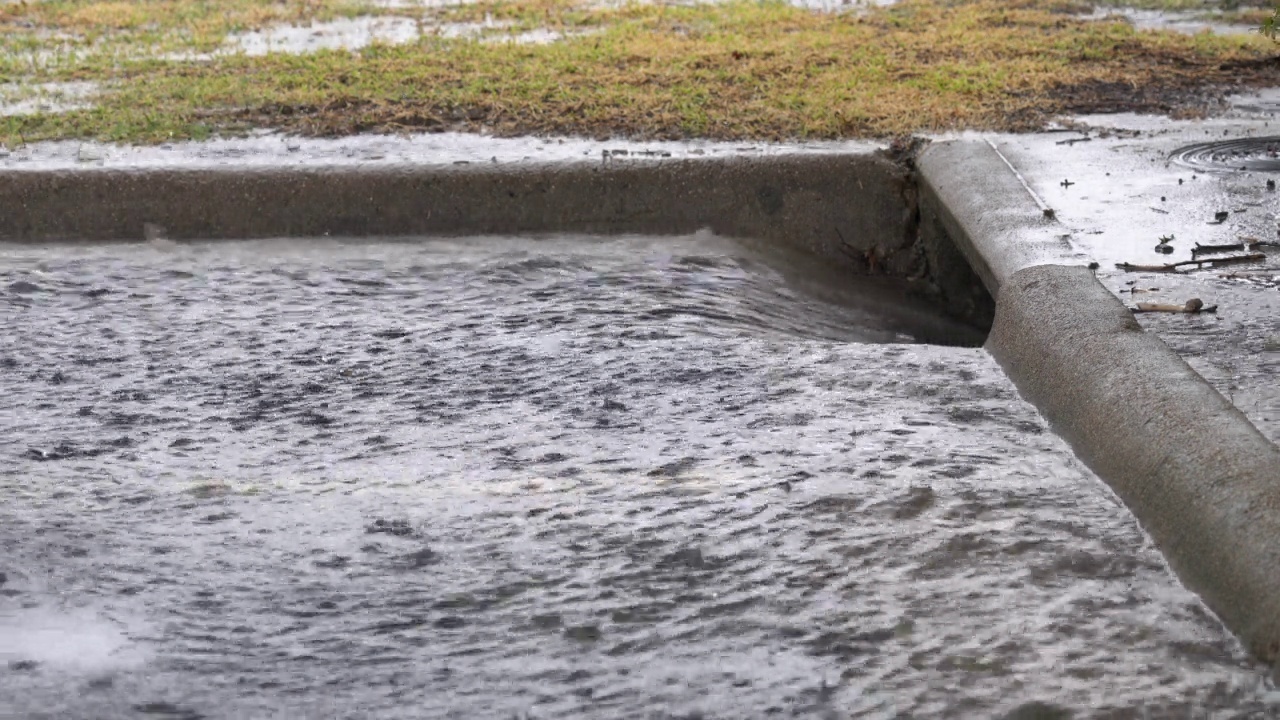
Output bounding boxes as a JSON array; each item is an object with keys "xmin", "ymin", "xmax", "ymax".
[{"xmin": 2, "ymin": 0, "xmax": 1280, "ymax": 144}]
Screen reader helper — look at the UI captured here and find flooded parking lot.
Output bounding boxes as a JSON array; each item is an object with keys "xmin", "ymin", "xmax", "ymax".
[{"xmin": 0, "ymin": 234, "xmax": 1274, "ymax": 718}]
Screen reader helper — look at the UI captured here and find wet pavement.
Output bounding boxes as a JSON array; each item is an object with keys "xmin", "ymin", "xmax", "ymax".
[
  {"xmin": 979, "ymin": 106, "xmax": 1280, "ymax": 445},
  {"xmin": 0, "ymin": 132, "xmax": 877, "ymax": 170},
  {"xmin": 1, "ymin": 234, "xmax": 1276, "ymax": 718}
]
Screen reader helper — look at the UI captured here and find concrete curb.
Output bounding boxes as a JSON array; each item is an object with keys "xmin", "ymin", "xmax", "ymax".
[
  {"xmin": 919, "ymin": 140, "xmax": 1280, "ymax": 663},
  {"xmin": 0, "ymin": 154, "xmax": 915, "ymax": 273}
]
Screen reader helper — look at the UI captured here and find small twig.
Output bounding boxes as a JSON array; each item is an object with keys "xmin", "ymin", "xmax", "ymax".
[
  {"xmin": 1193, "ymin": 241, "xmax": 1246, "ymax": 255},
  {"xmin": 1133, "ymin": 298, "xmax": 1217, "ymax": 314},
  {"xmin": 1193, "ymin": 238, "xmax": 1279, "ymax": 256},
  {"xmin": 1115, "ymin": 253, "xmax": 1266, "ymax": 273}
]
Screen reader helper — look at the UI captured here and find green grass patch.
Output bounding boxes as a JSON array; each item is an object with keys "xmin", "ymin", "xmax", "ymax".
[{"xmin": 2, "ymin": 0, "xmax": 1280, "ymax": 144}]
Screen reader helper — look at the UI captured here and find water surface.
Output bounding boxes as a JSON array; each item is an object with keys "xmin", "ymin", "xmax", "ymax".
[{"xmin": 0, "ymin": 234, "xmax": 1272, "ymax": 718}]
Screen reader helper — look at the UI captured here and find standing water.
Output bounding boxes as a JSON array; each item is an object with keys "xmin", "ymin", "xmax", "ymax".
[{"xmin": 0, "ymin": 233, "xmax": 1273, "ymax": 718}]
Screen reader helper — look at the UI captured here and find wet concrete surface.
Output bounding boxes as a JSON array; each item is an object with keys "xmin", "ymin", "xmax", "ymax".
[
  {"xmin": 1098, "ymin": 263, "xmax": 1280, "ymax": 447},
  {"xmin": 0, "ymin": 133, "xmax": 877, "ymax": 169},
  {"xmin": 980, "ymin": 107, "xmax": 1280, "ymax": 444},
  {"xmin": 1, "ymin": 234, "xmax": 1276, "ymax": 718}
]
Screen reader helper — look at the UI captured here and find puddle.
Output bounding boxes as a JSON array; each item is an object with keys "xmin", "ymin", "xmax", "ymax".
[
  {"xmin": 1227, "ymin": 87, "xmax": 1280, "ymax": 116},
  {"xmin": 1088, "ymin": 7, "xmax": 1258, "ymax": 35},
  {"xmin": 0, "ymin": 81, "xmax": 98, "ymax": 117},
  {"xmin": 228, "ymin": 16, "xmax": 426, "ymax": 55},
  {"xmin": 373, "ymin": 0, "xmax": 480, "ymax": 6},
  {"xmin": 590, "ymin": 0, "xmax": 896, "ymax": 10},
  {"xmin": 222, "ymin": 14, "xmax": 591, "ymax": 55}
]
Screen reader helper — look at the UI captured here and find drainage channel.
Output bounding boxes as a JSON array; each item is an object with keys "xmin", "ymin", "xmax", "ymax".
[
  {"xmin": 0, "ymin": 232, "xmax": 1274, "ymax": 718},
  {"xmin": 1171, "ymin": 136, "xmax": 1280, "ymax": 173}
]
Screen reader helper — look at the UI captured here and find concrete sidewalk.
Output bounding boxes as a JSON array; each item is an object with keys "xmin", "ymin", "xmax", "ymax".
[
  {"xmin": 917, "ymin": 98, "xmax": 1280, "ymax": 664},
  {"xmin": 986, "ymin": 106, "xmax": 1280, "ymax": 445}
]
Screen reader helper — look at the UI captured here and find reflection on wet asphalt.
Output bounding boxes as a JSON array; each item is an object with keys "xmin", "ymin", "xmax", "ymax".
[{"xmin": 0, "ymin": 235, "xmax": 1274, "ymax": 719}]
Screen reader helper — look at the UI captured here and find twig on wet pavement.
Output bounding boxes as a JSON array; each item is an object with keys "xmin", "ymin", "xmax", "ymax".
[
  {"xmin": 1192, "ymin": 238, "xmax": 1279, "ymax": 256},
  {"xmin": 1132, "ymin": 298, "xmax": 1217, "ymax": 314},
  {"xmin": 1115, "ymin": 253, "xmax": 1266, "ymax": 273}
]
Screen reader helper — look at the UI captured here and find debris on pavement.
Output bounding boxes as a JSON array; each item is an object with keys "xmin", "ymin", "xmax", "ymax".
[
  {"xmin": 1117, "ymin": 253, "xmax": 1266, "ymax": 273},
  {"xmin": 1193, "ymin": 238, "xmax": 1279, "ymax": 256},
  {"xmin": 1192, "ymin": 241, "xmax": 1244, "ymax": 255},
  {"xmin": 1133, "ymin": 298, "xmax": 1217, "ymax": 314}
]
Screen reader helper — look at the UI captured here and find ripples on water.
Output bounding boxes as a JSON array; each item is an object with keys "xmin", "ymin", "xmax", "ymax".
[{"xmin": 0, "ymin": 234, "xmax": 1273, "ymax": 719}]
